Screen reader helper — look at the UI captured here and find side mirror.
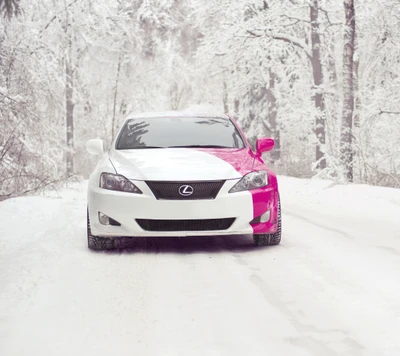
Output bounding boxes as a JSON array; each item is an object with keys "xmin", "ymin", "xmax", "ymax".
[
  {"xmin": 256, "ymin": 138, "xmax": 274, "ymax": 155},
  {"xmin": 86, "ymin": 139, "xmax": 104, "ymax": 155}
]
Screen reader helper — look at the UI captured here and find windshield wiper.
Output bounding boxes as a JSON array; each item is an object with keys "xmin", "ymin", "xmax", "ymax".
[{"xmin": 167, "ymin": 145, "xmax": 233, "ymax": 148}]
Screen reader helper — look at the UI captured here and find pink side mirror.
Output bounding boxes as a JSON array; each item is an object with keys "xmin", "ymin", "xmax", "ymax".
[{"xmin": 256, "ymin": 138, "xmax": 274, "ymax": 155}]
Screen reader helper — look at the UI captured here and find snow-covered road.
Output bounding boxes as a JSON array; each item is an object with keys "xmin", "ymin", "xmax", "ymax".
[{"xmin": 1, "ymin": 177, "xmax": 400, "ymax": 356}]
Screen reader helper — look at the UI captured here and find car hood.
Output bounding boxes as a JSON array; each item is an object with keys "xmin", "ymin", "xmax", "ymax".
[{"xmin": 109, "ymin": 148, "xmax": 255, "ymax": 181}]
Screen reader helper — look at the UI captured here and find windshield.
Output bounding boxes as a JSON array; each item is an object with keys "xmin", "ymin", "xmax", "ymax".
[{"xmin": 116, "ymin": 116, "xmax": 246, "ymax": 149}]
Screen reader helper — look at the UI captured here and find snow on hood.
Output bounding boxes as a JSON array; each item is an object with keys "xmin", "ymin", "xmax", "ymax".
[{"xmin": 109, "ymin": 148, "xmax": 255, "ymax": 181}]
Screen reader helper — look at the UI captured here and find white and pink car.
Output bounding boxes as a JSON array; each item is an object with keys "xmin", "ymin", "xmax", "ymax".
[{"xmin": 86, "ymin": 112, "xmax": 281, "ymax": 250}]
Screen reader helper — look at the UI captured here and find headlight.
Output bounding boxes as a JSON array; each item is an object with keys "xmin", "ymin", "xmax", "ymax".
[
  {"xmin": 229, "ymin": 171, "xmax": 268, "ymax": 193},
  {"xmin": 100, "ymin": 173, "xmax": 142, "ymax": 194}
]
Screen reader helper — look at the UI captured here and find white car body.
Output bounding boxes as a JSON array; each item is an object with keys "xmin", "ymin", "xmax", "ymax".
[{"xmin": 87, "ymin": 112, "xmax": 279, "ymax": 243}]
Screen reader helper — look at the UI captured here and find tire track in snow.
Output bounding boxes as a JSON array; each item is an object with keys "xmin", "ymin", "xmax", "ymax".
[{"xmin": 219, "ymin": 240, "xmax": 364, "ymax": 356}]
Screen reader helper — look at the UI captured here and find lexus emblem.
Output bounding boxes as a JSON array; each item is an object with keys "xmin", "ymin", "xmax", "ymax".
[{"xmin": 178, "ymin": 185, "xmax": 194, "ymax": 197}]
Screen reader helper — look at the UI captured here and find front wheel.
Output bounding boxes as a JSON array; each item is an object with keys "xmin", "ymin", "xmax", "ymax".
[
  {"xmin": 87, "ymin": 210, "xmax": 115, "ymax": 250},
  {"xmin": 253, "ymin": 198, "xmax": 282, "ymax": 246}
]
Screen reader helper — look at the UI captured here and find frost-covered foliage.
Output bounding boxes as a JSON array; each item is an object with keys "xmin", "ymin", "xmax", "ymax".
[
  {"xmin": 353, "ymin": 0, "xmax": 400, "ymax": 187},
  {"xmin": 0, "ymin": 0, "xmax": 399, "ymax": 198},
  {"xmin": 193, "ymin": 0, "xmax": 400, "ymax": 185},
  {"xmin": 0, "ymin": 86, "xmax": 63, "ymax": 200}
]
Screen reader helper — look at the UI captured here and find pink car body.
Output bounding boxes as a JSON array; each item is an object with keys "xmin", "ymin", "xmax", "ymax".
[{"xmin": 86, "ymin": 112, "xmax": 280, "ymax": 249}]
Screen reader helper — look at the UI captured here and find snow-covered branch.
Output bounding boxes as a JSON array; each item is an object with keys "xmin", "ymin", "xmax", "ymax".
[
  {"xmin": 280, "ymin": 14, "xmax": 310, "ymax": 24},
  {"xmin": 379, "ymin": 110, "xmax": 400, "ymax": 115},
  {"xmin": 246, "ymin": 30, "xmax": 312, "ymax": 59},
  {"xmin": 266, "ymin": 31, "xmax": 312, "ymax": 59}
]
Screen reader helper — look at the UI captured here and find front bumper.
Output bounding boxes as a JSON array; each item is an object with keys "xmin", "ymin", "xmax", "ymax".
[{"xmin": 87, "ymin": 179, "xmax": 278, "ymax": 237}]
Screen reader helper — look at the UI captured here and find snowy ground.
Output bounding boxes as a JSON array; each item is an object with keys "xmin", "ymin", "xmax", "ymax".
[{"xmin": 0, "ymin": 177, "xmax": 400, "ymax": 356}]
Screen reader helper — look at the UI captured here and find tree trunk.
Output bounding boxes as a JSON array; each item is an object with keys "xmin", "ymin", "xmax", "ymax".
[
  {"xmin": 234, "ymin": 97, "xmax": 240, "ymax": 117},
  {"xmin": 328, "ymin": 42, "xmax": 339, "ymax": 123},
  {"xmin": 223, "ymin": 81, "xmax": 229, "ymax": 113},
  {"xmin": 65, "ymin": 26, "xmax": 74, "ymax": 176},
  {"xmin": 353, "ymin": 30, "xmax": 360, "ymax": 130},
  {"xmin": 310, "ymin": 0, "xmax": 326, "ymax": 170},
  {"xmin": 266, "ymin": 69, "xmax": 280, "ymax": 162},
  {"xmin": 112, "ymin": 53, "xmax": 122, "ymax": 141},
  {"xmin": 353, "ymin": 33, "xmax": 362, "ymax": 181},
  {"xmin": 340, "ymin": 0, "xmax": 356, "ymax": 181}
]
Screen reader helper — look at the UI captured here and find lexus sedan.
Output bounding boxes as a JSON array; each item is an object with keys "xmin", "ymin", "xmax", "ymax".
[{"xmin": 86, "ymin": 112, "xmax": 281, "ymax": 250}]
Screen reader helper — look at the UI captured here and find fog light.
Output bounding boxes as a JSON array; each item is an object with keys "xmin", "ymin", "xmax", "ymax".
[
  {"xmin": 98, "ymin": 212, "xmax": 110, "ymax": 225},
  {"xmin": 260, "ymin": 210, "xmax": 270, "ymax": 223}
]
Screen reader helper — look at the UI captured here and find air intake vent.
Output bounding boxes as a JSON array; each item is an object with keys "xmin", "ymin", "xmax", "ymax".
[{"xmin": 136, "ymin": 218, "xmax": 235, "ymax": 232}]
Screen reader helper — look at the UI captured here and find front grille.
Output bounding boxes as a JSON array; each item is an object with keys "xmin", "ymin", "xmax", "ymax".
[
  {"xmin": 146, "ymin": 181, "xmax": 225, "ymax": 200},
  {"xmin": 136, "ymin": 218, "xmax": 235, "ymax": 232}
]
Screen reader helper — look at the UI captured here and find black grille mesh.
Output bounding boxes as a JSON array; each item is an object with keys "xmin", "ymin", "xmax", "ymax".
[
  {"xmin": 136, "ymin": 218, "xmax": 235, "ymax": 232},
  {"xmin": 146, "ymin": 181, "xmax": 225, "ymax": 200}
]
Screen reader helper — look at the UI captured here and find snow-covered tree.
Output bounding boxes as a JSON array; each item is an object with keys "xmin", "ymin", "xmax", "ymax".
[{"xmin": 1, "ymin": 0, "xmax": 400, "ymax": 199}]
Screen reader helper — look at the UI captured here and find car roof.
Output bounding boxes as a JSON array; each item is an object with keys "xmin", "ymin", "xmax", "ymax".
[{"xmin": 125, "ymin": 111, "xmax": 230, "ymax": 120}]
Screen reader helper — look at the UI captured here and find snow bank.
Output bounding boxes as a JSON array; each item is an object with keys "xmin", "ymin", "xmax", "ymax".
[{"xmin": 279, "ymin": 175, "xmax": 400, "ymax": 242}]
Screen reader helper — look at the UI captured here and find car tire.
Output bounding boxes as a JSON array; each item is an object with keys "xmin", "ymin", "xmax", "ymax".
[
  {"xmin": 253, "ymin": 197, "xmax": 282, "ymax": 246},
  {"xmin": 87, "ymin": 210, "xmax": 115, "ymax": 250}
]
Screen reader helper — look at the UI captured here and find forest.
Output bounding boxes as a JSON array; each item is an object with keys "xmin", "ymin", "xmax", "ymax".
[{"xmin": 1, "ymin": 0, "xmax": 399, "ymax": 199}]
